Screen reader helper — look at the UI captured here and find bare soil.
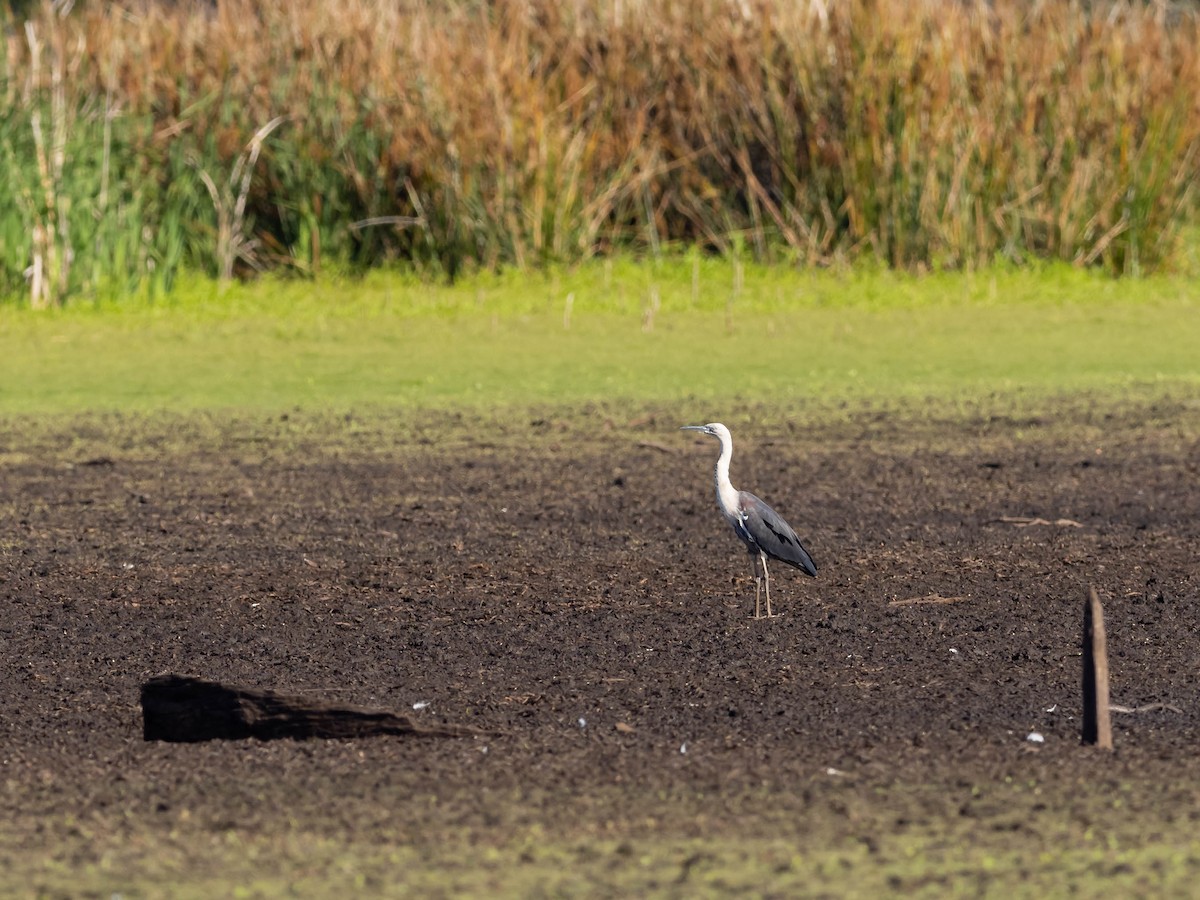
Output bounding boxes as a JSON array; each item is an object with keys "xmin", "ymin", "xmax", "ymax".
[{"xmin": 2, "ymin": 397, "xmax": 1199, "ymax": 892}]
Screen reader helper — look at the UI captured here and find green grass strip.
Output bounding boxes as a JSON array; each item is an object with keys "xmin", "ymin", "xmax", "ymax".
[{"xmin": 1, "ymin": 262, "xmax": 1197, "ymax": 415}]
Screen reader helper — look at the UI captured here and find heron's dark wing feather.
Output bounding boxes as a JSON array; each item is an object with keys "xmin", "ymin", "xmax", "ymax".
[{"xmin": 738, "ymin": 491, "xmax": 817, "ymax": 576}]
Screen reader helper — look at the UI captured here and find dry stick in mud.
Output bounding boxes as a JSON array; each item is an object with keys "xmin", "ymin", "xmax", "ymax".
[{"xmin": 1081, "ymin": 587, "xmax": 1114, "ymax": 750}]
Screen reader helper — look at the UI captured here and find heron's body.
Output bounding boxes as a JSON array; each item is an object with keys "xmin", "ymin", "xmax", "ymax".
[{"xmin": 683, "ymin": 422, "xmax": 816, "ymax": 618}]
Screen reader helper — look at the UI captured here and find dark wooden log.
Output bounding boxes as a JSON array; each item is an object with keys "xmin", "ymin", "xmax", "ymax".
[
  {"xmin": 141, "ymin": 674, "xmax": 487, "ymax": 743},
  {"xmin": 1081, "ymin": 587, "xmax": 1114, "ymax": 749}
]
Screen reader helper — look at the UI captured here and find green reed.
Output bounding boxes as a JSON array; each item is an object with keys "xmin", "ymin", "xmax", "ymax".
[{"xmin": 2, "ymin": 0, "xmax": 1199, "ymax": 305}]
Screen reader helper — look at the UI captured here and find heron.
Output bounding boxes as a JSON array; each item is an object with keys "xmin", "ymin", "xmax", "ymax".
[{"xmin": 681, "ymin": 423, "xmax": 817, "ymax": 618}]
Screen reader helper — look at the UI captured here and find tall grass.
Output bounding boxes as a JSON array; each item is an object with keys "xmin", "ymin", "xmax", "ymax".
[{"xmin": 1, "ymin": 0, "xmax": 1199, "ymax": 305}]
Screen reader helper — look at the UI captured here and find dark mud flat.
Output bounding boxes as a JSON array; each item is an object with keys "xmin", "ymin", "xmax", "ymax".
[{"xmin": 2, "ymin": 398, "xmax": 1199, "ymax": 892}]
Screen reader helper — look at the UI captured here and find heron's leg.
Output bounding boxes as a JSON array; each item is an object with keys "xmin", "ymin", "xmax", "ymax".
[
  {"xmin": 751, "ymin": 552, "xmax": 763, "ymax": 619},
  {"xmin": 761, "ymin": 552, "xmax": 775, "ymax": 618}
]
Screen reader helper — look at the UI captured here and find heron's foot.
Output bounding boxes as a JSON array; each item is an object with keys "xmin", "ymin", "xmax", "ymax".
[{"xmin": 751, "ymin": 612, "xmax": 782, "ymax": 620}]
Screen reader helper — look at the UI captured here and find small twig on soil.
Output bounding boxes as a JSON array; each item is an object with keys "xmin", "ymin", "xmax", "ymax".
[
  {"xmin": 998, "ymin": 516, "xmax": 1083, "ymax": 528},
  {"xmin": 637, "ymin": 440, "xmax": 676, "ymax": 454},
  {"xmin": 889, "ymin": 594, "xmax": 967, "ymax": 607},
  {"xmin": 1109, "ymin": 702, "xmax": 1184, "ymax": 714}
]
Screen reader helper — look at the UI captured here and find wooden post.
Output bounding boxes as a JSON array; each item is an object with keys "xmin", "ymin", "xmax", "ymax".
[{"xmin": 1081, "ymin": 587, "xmax": 1113, "ymax": 749}]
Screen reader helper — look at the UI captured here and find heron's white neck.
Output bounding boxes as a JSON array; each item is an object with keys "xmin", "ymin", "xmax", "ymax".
[{"xmin": 713, "ymin": 430, "xmax": 740, "ymax": 518}]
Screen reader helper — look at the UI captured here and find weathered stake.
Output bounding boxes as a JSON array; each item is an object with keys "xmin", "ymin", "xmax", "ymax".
[{"xmin": 1081, "ymin": 586, "xmax": 1114, "ymax": 749}]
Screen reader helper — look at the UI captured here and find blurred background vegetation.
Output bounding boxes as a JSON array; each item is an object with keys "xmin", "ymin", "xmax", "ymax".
[{"xmin": 2, "ymin": 0, "xmax": 1199, "ymax": 307}]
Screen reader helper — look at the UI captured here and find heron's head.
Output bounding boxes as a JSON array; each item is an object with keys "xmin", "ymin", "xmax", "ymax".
[{"xmin": 680, "ymin": 422, "xmax": 731, "ymax": 442}]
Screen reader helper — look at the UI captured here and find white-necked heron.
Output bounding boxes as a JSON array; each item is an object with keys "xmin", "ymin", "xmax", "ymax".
[{"xmin": 681, "ymin": 423, "xmax": 817, "ymax": 618}]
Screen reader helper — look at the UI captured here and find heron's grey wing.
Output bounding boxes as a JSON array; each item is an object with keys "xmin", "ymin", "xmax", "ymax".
[{"xmin": 739, "ymin": 492, "xmax": 817, "ymax": 576}]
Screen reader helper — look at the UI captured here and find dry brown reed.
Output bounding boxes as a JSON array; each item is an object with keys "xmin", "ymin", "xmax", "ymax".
[{"xmin": 2, "ymin": 0, "xmax": 1199, "ymax": 299}]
